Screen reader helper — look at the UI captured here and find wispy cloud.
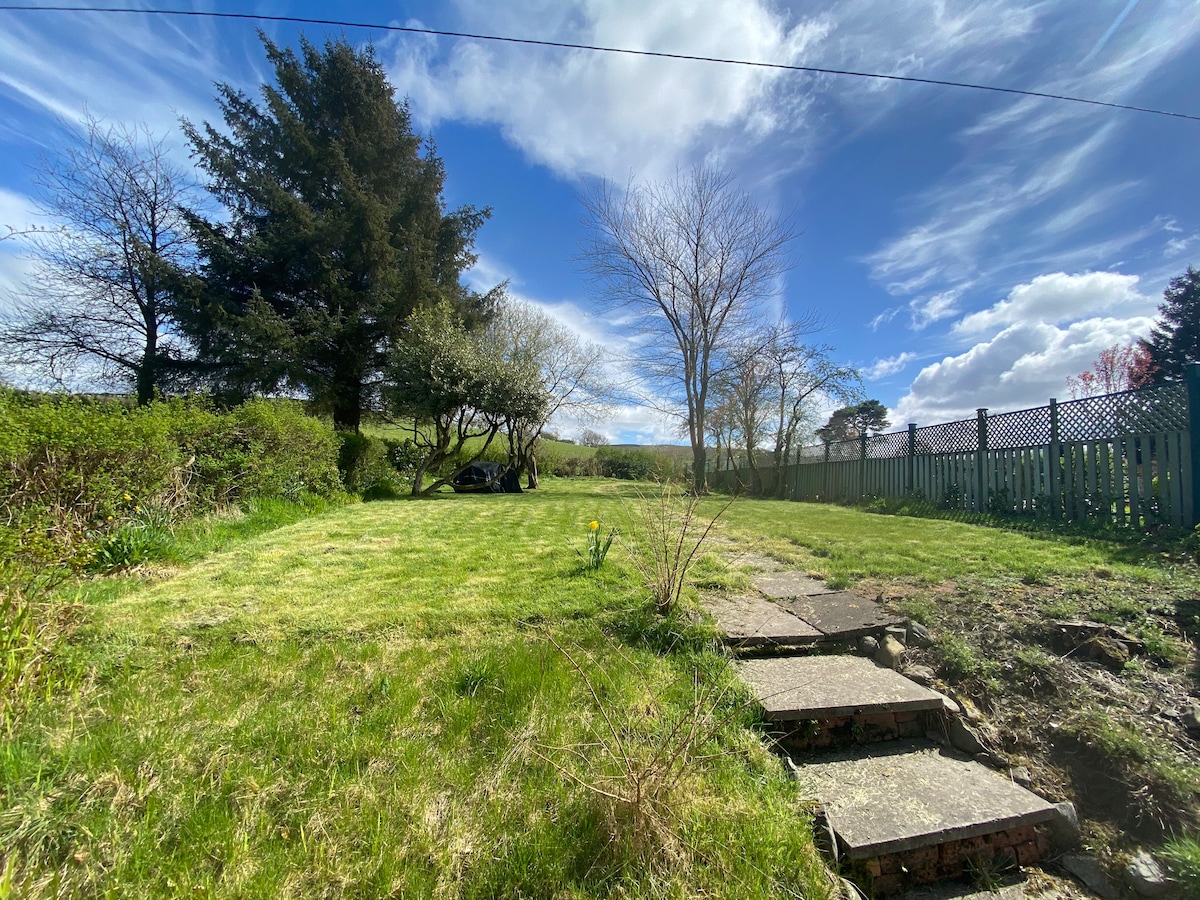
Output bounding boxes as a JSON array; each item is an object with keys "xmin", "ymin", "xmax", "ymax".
[
  {"xmin": 0, "ymin": 7, "xmax": 250, "ymax": 156},
  {"xmin": 865, "ymin": 2, "xmax": 1200, "ymax": 309},
  {"xmin": 865, "ymin": 352, "xmax": 919, "ymax": 380},
  {"xmin": 381, "ymin": 0, "xmax": 1045, "ymax": 182},
  {"xmin": 1080, "ymin": 0, "xmax": 1143, "ymax": 65}
]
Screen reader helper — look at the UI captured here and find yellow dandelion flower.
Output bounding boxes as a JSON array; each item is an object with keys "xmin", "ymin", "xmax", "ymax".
[
  {"xmin": 123, "ymin": 493, "xmax": 132, "ymax": 501},
  {"xmin": 106, "ymin": 515, "xmax": 114, "ymax": 522},
  {"xmin": 589, "ymin": 521, "xmax": 599, "ymax": 531}
]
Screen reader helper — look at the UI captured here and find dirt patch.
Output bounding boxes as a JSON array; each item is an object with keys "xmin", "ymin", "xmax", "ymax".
[{"xmin": 859, "ymin": 574, "xmax": 1200, "ymax": 860}]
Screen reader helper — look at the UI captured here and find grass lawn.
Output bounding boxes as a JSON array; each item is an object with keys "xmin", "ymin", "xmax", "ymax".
[
  {"xmin": 2, "ymin": 480, "xmax": 829, "ymax": 900},
  {"xmin": 5, "ymin": 479, "xmax": 1198, "ymax": 897}
]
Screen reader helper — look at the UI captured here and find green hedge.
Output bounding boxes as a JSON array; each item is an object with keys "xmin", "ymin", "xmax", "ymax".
[
  {"xmin": 594, "ymin": 446, "xmax": 681, "ymax": 481},
  {"xmin": 0, "ymin": 391, "xmax": 342, "ymax": 568}
]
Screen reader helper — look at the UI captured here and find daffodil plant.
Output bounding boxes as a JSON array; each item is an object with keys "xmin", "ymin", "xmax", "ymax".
[{"xmin": 583, "ymin": 519, "xmax": 616, "ymax": 571}]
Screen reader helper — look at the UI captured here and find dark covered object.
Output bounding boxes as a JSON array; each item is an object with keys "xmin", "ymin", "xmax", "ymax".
[{"xmin": 452, "ymin": 461, "xmax": 523, "ymax": 493}]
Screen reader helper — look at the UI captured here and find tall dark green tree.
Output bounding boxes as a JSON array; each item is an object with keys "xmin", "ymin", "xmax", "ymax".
[
  {"xmin": 1142, "ymin": 267, "xmax": 1200, "ymax": 383},
  {"xmin": 815, "ymin": 399, "xmax": 890, "ymax": 443},
  {"xmin": 180, "ymin": 34, "xmax": 493, "ymax": 430}
]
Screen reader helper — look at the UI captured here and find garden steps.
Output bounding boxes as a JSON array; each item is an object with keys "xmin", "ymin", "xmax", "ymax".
[
  {"xmin": 702, "ymin": 578, "xmax": 905, "ymax": 651},
  {"xmin": 707, "ymin": 573, "xmax": 1071, "ymax": 897}
]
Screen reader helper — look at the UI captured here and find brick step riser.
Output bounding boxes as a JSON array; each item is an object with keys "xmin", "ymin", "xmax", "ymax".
[
  {"xmin": 843, "ymin": 822, "xmax": 1053, "ymax": 897},
  {"xmin": 774, "ymin": 709, "xmax": 938, "ymax": 753}
]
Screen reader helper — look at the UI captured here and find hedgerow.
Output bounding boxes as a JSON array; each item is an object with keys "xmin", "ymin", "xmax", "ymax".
[{"xmin": 0, "ymin": 390, "xmax": 342, "ymax": 569}]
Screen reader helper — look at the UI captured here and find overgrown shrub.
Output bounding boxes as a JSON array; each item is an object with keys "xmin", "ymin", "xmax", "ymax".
[
  {"xmin": 543, "ymin": 454, "xmax": 601, "ymax": 477},
  {"xmin": 0, "ymin": 390, "xmax": 342, "ymax": 569},
  {"xmin": 596, "ymin": 446, "xmax": 662, "ymax": 481},
  {"xmin": 384, "ymin": 438, "xmax": 424, "ymax": 483},
  {"xmin": 337, "ymin": 431, "xmax": 393, "ymax": 495},
  {"xmin": 622, "ymin": 484, "xmax": 733, "ymax": 616}
]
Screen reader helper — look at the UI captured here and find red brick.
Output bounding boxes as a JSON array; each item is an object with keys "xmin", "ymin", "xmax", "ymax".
[
  {"xmin": 1016, "ymin": 841, "xmax": 1042, "ymax": 866},
  {"xmin": 959, "ymin": 835, "xmax": 988, "ymax": 856},
  {"xmin": 899, "ymin": 846, "xmax": 939, "ymax": 870},
  {"xmin": 1005, "ymin": 824, "xmax": 1036, "ymax": 846},
  {"xmin": 939, "ymin": 841, "xmax": 964, "ymax": 869},
  {"xmin": 878, "ymin": 854, "xmax": 901, "ymax": 875},
  {"xmin": 856, "ymin": 713, "xmax": 898, "ymax": 730}
]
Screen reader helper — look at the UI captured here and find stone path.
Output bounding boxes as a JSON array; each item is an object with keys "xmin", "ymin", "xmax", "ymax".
[{"xmin": 703, "ymin": 565, "xmax": 1076, "ymax": 898}]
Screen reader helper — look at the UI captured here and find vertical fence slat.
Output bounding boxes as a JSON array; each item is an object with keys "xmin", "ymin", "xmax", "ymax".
[
  {"xmin": 1142, "ymin": 437, "xmax": 1155, "ymax": 528},
  {"xmin": 1099, "ymin": 441, "xmax": 1112, "ymax": 525}
]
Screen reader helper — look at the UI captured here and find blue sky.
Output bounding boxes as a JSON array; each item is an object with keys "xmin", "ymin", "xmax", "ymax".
[{"xmin": 1, "ymin": 0, "xmax": 1198, "ymax": 443}]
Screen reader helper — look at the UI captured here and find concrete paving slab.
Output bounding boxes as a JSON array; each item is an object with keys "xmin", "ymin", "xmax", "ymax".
[
  {"xmin": 899, "ymin": 881, "xmax": 1025, "ymax": 900},
  {"xmin": 700, "ymin": 593, "xmax": 822, "ymax": 647},
  {"xmin": 736, "ymin": 655, "xmax": 947, "ymax": 720},
  {"xmin": 795, "ymin": 740, "xmax": 1057, "ymax": 860},
  {"xmin": 787, "ymin": 591, "xmax": 905, "ymax": 639},
  {"xmin": 752, "ymin": 571, "xmax": 830, "ymax": 598}
]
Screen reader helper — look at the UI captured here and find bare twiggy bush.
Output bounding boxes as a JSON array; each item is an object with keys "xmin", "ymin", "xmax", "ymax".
[
  {"xmin": 535, "ymin": 632, "xmax": 750, "ymax": 875},
  {"xmin": 622, "ymin": 483, "xmax": 734, "ymax": 616}
]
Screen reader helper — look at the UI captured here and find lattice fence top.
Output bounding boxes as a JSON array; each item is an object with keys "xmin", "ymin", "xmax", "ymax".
[
  {"xmin": 987, "ymin": 404, "xmax": 1052, "ymax": 449},
  {"xmin": 1057, "ymin": 383, "xmax": 1188, "ymax": 441},
  {"xmin": 792, "ymin": 382, "xmax": 1190, "ymax": 464}
]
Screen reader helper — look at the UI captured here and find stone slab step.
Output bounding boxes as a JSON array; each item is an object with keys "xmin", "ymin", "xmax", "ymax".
[
  {"xmin": 794, "ymin": 739, "xmax": 1058, "ymax": 861},
  {"xmin": 751, "ymin": 571, "xmax": 831, "ymax": 599},
  {"xmin": 785, "ymin": 592, "xmax": 905, "ymax": 640},
  {"xmin": 736, "ymin": 655, "xmax": 947, "ymax": 720},
  {"xmin": 700, "ymin": 593, "xmax": 822, "ymax": 648}
]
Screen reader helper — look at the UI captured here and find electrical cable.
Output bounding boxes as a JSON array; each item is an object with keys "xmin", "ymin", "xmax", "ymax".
[{"xmin": 0, "ymin": 3, "xmax": 1198, "ymax": 123}]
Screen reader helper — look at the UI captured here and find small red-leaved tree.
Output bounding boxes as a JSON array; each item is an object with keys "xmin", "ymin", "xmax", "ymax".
[{"xmin": 1067, "ymin": 344, "xmax": 1158, "ymax": 399}]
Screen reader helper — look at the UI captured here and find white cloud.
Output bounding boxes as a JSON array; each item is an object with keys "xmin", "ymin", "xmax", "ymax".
[
  {"xmin": 893, "ymin": 314, "xmax": 1155, "ymax": 424},
  {"xmin": 953, "ymin": 271, "xmax": 1151, "ymax": 336},
  {"xmin": 0, "ymin": 189, "xmax": 38, "ymax": 233},
  {"xmin": 382, "ymin": 0, "xmax": 1049, "ymax": 181},
  {"xmin": 384, "ymin": 0, "xmax": 828, "ymax": 180},
  {"xmin": 560, "ymin": 403, "xmax": 680, "ymax": 445},
  {"xmin": 869, "ymin": 307, "xmax": 900, "ymax": 330},
  {"xmin": 865, "ymin": 352, "xmax": 919, "ymax": 381}
]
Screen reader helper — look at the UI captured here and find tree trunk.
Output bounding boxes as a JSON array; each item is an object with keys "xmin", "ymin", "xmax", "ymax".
[
  {"xmin": 137, "ymin": 319, "xmax": 157, "ymax": 406},
  {"xmin": 692, "ymin": 445, "xmax": 707, "ymax": 494},
  {"xmin": 332, "ymin": 383, "xmax": 362, "ymax": 432},
  {"xmin": 526, "ymin": 454, "xmax": 538, "ymax": 490}
]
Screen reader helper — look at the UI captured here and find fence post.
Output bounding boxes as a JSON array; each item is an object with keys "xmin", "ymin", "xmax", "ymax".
[
  {"xmin": 822, "ymin": 441, "xmax": 830, "ymax": 501},
  {"xmin": 907, "ymin": 423, "xmax": 917, "ymax": 495},
  {"xmin": 976, "ymin": 409, "xmax": 988, "ymax": 512},
  {"xmin": 1049, "ymin": 398, "xmax": 1060, "ymax": 519},
  {"xmin": 859, "ymin": 432, "xmax": 868, "ymax": 501},
  {"xmin": 1188, "ymin": 364, "xmax": 1200, "ymax": 527}
]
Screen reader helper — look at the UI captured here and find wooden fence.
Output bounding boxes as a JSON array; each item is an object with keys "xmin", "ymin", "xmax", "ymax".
[{"xmin": 709, "ymin": 366, "xmax": 1200, "ymax": 530}]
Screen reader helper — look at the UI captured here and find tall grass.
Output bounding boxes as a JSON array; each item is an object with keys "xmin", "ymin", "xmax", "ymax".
[{"xmin": 0, "ymin": 573, "xmax": 82, "ymax": 737}]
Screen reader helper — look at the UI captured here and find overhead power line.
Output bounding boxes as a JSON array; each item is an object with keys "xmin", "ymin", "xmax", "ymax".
[{"xmin": 2, "ymin": 4, "xmax": 1199, "ymax": 123}]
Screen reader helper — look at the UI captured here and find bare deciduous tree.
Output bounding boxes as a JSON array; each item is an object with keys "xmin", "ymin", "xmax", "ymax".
[
  {"xmin": 581, "ymin": 166, "xmax": 795, "ymax": 493},
  {"xmin": 0, "ymin": 117, "xmax": 196, "ymax": 404},
  {"xmin": 579, "ymin": 427, "xmax": 610, "ymax": 448},
  {"xmin": 710, "ymin": 319, "xmax": 860, "ymax": 492},
  {"xmin": 489, "ymin": 298, "xmax": 609, "ymax": 488}
]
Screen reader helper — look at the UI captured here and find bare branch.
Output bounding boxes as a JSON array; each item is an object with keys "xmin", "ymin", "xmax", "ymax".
[{"xmin": 581, "ymin": 166, "xmax": 795, "ymax": 492}]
